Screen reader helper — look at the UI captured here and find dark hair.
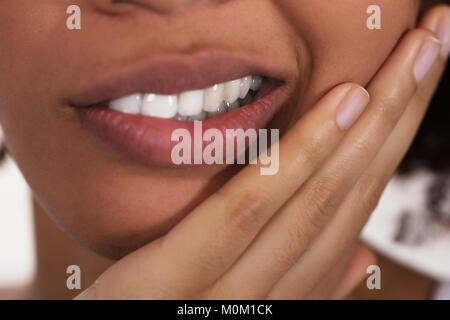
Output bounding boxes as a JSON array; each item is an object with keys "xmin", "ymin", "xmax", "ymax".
[
  {"xmin": 398, "ymin": 66, "xmax": 449, "ymax": 175},
  {"xmin": 397, "ymin": 0, "xmax": 450, "ymax": 174},
  {"xmin": 0, "ymin": 141, "xmax": 5, "ymax": 163}
]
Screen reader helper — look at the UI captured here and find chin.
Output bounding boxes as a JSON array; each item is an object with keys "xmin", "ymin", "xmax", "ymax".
[
  {"xmin": 46, "ymin": 172, "xmax": 226, "ymax": 260},
  {"xmin": 64, "ymin": 205, "xmax": 183, "ymax": 260}
]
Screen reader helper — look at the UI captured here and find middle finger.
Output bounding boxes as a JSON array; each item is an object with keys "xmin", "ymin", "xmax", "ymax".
[{"xmin": 208, "ymin": 29, "xmax": 440, "ymax": 299}]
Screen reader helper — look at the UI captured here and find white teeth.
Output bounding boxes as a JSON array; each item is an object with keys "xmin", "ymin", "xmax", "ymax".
[
  {"xmin": 224, "ymin": 79, "xmax": 241, "ymax": 104},
  {"xmin": 107, "ymin": 75, "xmax": 263, "ymax": 121},
  {"xmin": 109, "ymin": 94, "xmax": 142, "ymax": 115},
  {"xmin": 141, "ymin": 94, "xmax": 178, "ymax": 119},
  {"xmin": 250, "ymin": 75, "xmax": 262, "ymax": 91},
  {"xmin": 178, "ymin": 90, "xmax": 204, "ymax": 116},
  {"xmin": 203, "ymin": 84, "xmax": 225, "ymax": 112},
  {"xmin": 239, "ymin": 76, "xmax": 252, "ymax": 99}
]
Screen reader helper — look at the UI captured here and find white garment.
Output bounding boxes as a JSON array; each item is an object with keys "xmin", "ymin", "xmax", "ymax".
[
  {"xmin": 362, "ymin": 170, "xmax": 450, "ymax": 281},
  {"xmin": 433, "ymin": 282, "xmax": 450, "ymax": 300},
  {"xmin": 0, "ymin": 156, "xmax": 35, "ymax": 287},
  {"xmin": 362, "ymin": 170, "xmax": 450, "ymax": 300}
]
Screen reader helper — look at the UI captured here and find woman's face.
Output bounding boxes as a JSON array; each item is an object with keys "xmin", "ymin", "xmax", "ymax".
[{"xmin": 0, "ymin": 0, "xmax": 419, "ymax": 258}]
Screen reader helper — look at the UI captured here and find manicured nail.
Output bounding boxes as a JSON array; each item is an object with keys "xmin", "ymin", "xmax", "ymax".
[
  {"xmin": 414, "ymin": 37, "xmax": 441, "ymax": 83},
  {"xmin": 436, "ymin": 16, "xmax": 450, "ymax": 59},
  {"xmin": 336, "ymin": 86, "xmax": 370, "ymax": 131}
]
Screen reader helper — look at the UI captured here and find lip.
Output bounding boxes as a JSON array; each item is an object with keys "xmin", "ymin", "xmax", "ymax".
[
  {"xmin": 70, "ymin": 50, "xmax": 291, "ymax": 167},
  {"xmin": 70, "ymin": 49, "xmax": 289, "ymax": 105}
]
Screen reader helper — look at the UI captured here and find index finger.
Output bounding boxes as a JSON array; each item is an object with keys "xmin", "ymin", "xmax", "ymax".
[
  {"xmin": 122, "ymin": 83, "xmax": 368, "ymax": 297},
  {"xmin": 76, "ymin": 82, "xmax": 368, "ymax": 299}
]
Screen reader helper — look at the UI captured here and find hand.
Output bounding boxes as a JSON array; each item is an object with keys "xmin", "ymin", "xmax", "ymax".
[
  {"xmin": 302, "ymin": 5, "xmax": 449, "ymax": 300},
  {"xmin": 76, "ymin": 5, "xmax": 449, "ymax": 300}
]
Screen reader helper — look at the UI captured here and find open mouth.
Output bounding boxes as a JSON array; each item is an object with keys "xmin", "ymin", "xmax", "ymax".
[
  {"xmin": 105, "ymin": 75, "xmax": 263, "ymax": 121},
  {"xmin": 70, "ymin": 52, "xmax": 289, "ymax": 167}
]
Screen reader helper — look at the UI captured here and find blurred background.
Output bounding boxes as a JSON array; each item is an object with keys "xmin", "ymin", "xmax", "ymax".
[{"xmin": 0, "ymin": 156, "xmax": 35, "ymax": 289}]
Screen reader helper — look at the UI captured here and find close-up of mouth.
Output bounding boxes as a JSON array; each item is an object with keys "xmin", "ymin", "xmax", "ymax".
[
  {"xmin": 69, "ymin": 51, "xmax": 290, "ymax": 167},
  {"xmin": 104, "ymin": 75, "xmax": 264, "ymax": 121},
  {"xmin": 103, "ymin": 74, "xmax": 263, "ymax": 121}
]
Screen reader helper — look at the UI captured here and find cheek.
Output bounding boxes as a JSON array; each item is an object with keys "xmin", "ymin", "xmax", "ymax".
[
  {"xmin": 0, "ymin": 1, "xmax": 71, "ymax": 132},
  {"xmin": 278, "ymin": 0, "xmax": 420, "ymax": 107}
]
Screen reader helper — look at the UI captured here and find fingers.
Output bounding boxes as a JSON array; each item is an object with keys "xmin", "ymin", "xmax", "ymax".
[
  {"xmin": 77, "ymin": 5, "xmax": 450, "ymax": 302},
  {"xmin": 155, "ymin": 83, "xmax": 368, "ymax": 296},
  {"xmin": 269, "ymin": 8, "xmax": 449, "ymax": 300},
  {"xmin": 299, "ymin": 243, "xmax": 376, "ymax": 300},
  {"xmin": 301, "ymin": 244, "xmax": 357, "ymax": 300},
  {"xmin": 419, "ymin": 4, "xmax": 450, "ymax": 59},
  {"xmin": 76, "ymin": 83, "xmax": 368, "ymax": 299},
  {"xmin": 209, "ymin": 28, "xmax": 439, "ymax": 299},
  {"xmin": 330, "ymin": 244, "xmax": 377, "ymax": 300}
]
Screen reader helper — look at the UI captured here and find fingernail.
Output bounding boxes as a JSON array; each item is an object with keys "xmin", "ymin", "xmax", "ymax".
[
  {"xmin": 414, "ymin": 37, "xmax": 441, "ymax": 83},
  {"xmin": 436, "ymin": 16, "xmax": 450, "ymax": 59},
  {"xmin": 336, "ymin": 86, "xmax": 370, "ymax": 131}
]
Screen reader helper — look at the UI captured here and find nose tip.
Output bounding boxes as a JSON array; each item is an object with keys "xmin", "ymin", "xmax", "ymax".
[{"xmin": 91, "ymin": 0, "xmax": 201, "ymax": 14}]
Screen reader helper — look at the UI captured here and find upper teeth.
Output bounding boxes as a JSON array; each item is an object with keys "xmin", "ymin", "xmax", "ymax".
[{"xmin": 108, "ymin": 75, "xmax": 262, "ymax": 121}]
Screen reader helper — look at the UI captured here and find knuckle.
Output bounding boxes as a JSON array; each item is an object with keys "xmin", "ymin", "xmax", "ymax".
[
  {"xmin": 361, "ymin": 188, "xmax": 382, "ymax": 218},
  {"xmin": 285, "ymin": 218, "xmax": 310, "ymax": 256},
  {"xmin": 198, "ymin": 244, "xmax": 230, "ymax": 273},
  {"xmin": 271, "ymin": 205, "xmax": 314, "ymax": 268},
  {"xmin": 222, "ymin": 187, "xmax": 272, "ymax": 235},
  {"xmin": 297, "ymin": 139, "xmax": 323, "ymax": 172},
  {"xmin": 303, "ymin": 176, "xmax": 339, "ymax": 229},
  {"xmin": 357, "ymin": 173, "xmax": 388, "ymax": 217},
  {"xmin": 271, "ymin": 242, "xmax": 300, "ymax": 269}
]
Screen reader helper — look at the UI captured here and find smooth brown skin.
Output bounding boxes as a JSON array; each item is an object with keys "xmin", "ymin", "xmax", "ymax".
[
  {"xmin": 0, "ymin": 0, "xmax": 448, "ymax": 299},
  {"xmin": 0, "ymin": 0, "xmax": 419, "ymax": 258},
  {"xmin": 75, "ymin": 14, "xmax": 448, "ymax": 297}
]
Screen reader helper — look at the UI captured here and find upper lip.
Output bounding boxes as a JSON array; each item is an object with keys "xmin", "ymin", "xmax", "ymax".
[
  {"xmin": 69, "ymin": 47, "xmax": 288, "ymax": 107},
  {"xmin": 69, "ymin": 47, "xmax": 293, "ymax": 167}
]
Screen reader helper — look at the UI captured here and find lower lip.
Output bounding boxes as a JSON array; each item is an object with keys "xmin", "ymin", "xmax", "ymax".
[{"xmin": 77, "ymin": 81, "xmax": 287, "ymax": 167}]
